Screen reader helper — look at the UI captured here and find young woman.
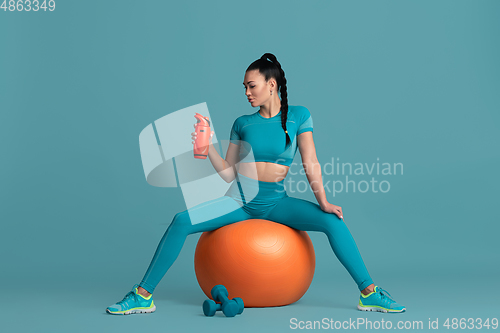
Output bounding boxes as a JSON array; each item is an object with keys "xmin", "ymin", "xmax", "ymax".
[{"xmin": 106, "ymin": 53, "xmax": 405, "ymax": 315}]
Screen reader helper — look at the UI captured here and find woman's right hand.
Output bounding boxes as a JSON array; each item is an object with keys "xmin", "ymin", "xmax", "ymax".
[
  {"xmin": 192, "ymin": 124, "xmax": 214, "ymax": 145},
  {"xmin": 191, "ymin": 124, "xmax": 198, "ymax": 144}
]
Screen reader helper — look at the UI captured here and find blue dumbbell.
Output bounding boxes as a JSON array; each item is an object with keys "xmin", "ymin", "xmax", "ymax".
[{"xmin": 202, "ymin": 285, "xmax": 244, "ymax": 317}]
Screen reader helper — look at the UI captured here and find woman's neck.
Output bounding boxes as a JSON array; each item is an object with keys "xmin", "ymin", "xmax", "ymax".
[{"xmin": 258, "ymin": 98, "xmax": 282, "ymax": 118}]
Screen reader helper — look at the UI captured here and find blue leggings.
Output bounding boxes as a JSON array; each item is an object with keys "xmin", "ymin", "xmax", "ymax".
[{"xmin": 139, "ymin": 173, "xmax": 374, "ymax": 294}]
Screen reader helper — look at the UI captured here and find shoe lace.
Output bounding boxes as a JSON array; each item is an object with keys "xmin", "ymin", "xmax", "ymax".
[
  {"xmin": 377, "ymin": 287, "xmax": 396, "ymax": 306},
  {"xmin": 117, "ymin": 291, "xmax": 139, "ymax": 307}
]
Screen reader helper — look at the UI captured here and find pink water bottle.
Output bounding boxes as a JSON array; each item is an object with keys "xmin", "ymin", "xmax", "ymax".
[{"xmin": 193, "ymin": 113, "xmax": 211, "ymax": 159}]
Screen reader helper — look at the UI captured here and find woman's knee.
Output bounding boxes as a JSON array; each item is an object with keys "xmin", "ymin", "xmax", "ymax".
[
  {"xmin": 168, "ymin": 211, "xmax": 192, "ymax": 234},
  {"xmin": 316, "ymin": 212, "xmax": 345, "ymax": 231}
]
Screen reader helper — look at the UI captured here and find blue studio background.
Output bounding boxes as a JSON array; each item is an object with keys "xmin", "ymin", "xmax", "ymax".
[{"xmin": 1, "ymin": 1, "xmax": 499, "ymax": 332}]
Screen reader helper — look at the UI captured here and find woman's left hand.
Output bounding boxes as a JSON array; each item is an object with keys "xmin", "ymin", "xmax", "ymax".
[{"xmin": 320, "ymin": 202, "xmax": 343, "ymax": 220}]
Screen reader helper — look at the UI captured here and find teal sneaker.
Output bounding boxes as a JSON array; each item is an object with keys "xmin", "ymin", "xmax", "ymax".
[
  {"xmin": 106, "ymin": 284, "xmax": 156, "ymax": 315},
  {"xmin": 358, "ymin": 286, "xmax": 405, "ymax": 313}
]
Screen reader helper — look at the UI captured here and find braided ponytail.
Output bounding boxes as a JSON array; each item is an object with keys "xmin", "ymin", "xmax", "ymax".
[{"xmin": 246, "ymin": 53, "xmax": 291, "ymax": 150}]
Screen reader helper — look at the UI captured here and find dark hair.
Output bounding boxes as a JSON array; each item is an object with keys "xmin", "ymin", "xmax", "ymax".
[{"xmin": 246, "ymin": 53, "xmax": 290, "ymax": 150}]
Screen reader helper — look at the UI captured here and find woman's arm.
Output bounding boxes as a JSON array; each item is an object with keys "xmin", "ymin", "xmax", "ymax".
[
  {"xmin": 298, "ymin": 132, "xmax": 344, "ymax": 220},
  {"xmin": 207, "ymin": 140, "xmax": 240, "ymax": 183},
  {"xmin": 192, "ymin": 125, "xmax": 240, "ymax": 183}
]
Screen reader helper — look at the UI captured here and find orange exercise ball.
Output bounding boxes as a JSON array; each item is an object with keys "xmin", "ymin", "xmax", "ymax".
[{"xmin": 194, "ymin": 219, "xmax": 316, "ymax": 307}]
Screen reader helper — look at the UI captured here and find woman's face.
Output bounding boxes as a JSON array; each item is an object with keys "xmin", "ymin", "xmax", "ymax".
[{"xmin": 243, "ymin": 70, "xmax": 275, "ymax": 107}]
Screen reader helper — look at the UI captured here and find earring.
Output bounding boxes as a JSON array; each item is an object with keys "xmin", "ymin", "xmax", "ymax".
[{"xmin": 271, "ymin": 91, "xmax": 273, "ymax": 95}]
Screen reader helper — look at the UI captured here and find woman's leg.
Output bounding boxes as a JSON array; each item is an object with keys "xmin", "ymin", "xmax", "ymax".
[
  {"xmin": 138, "ymin": 196, "xmax": 252, "ymax": 294},
  {"xmin": 264, "ymin": 196, "xmax": 374, "ymax": 292}
]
